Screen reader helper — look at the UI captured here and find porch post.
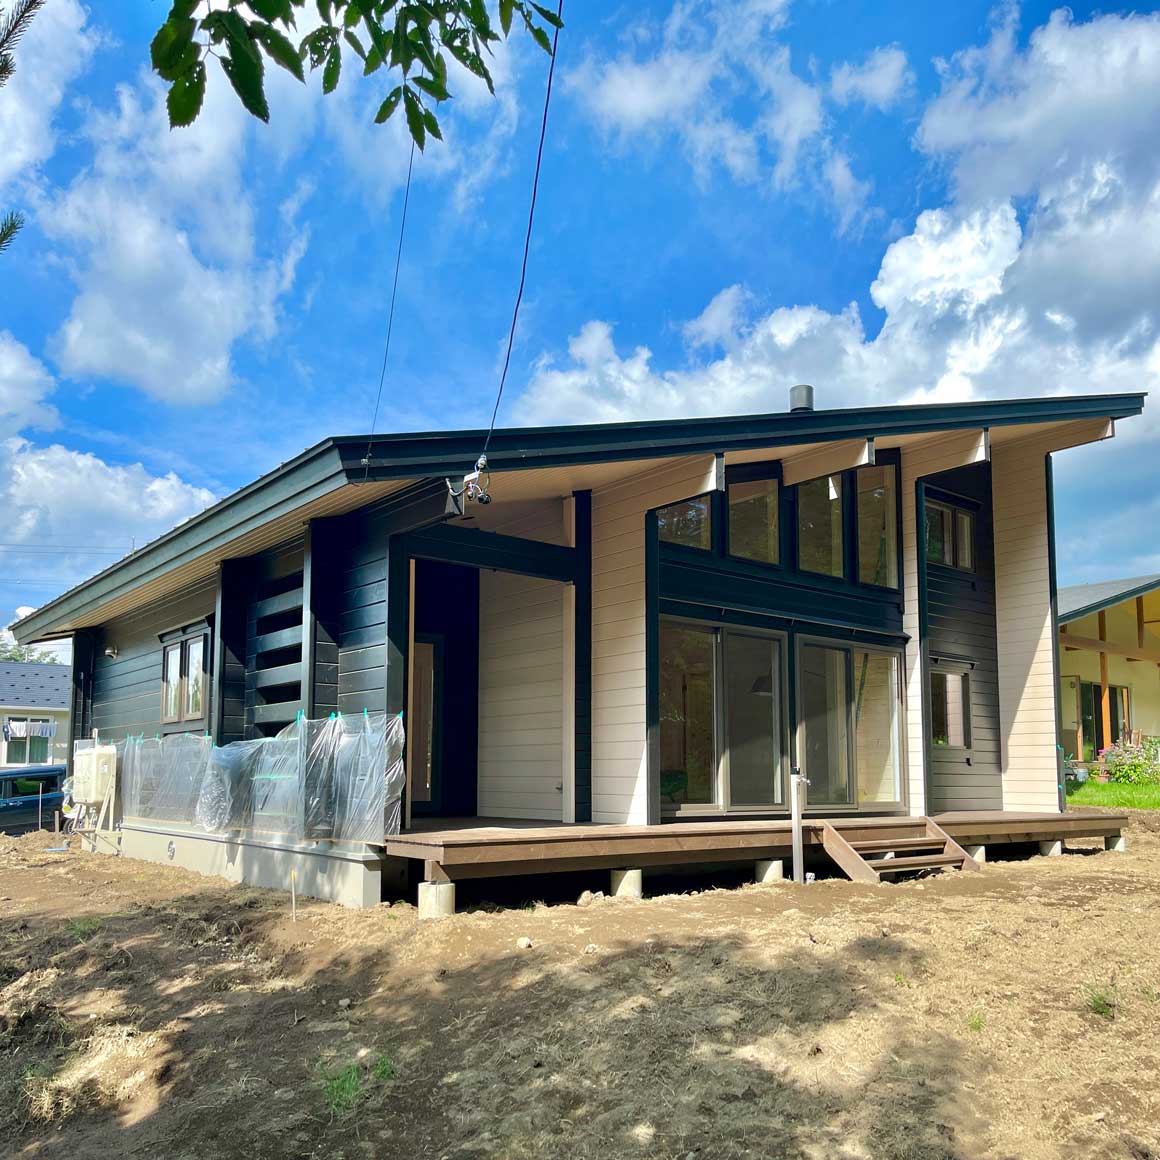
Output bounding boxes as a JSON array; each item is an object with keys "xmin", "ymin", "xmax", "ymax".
[
  {"xmin": 1098, "ymin": 610, "xmax": 1112, "ymax": 749},
  {"xmin": 644, "ymin": 507, "xmax": 661, "ymax": 827},
  {"xmin": 573, "ymin": 490, "xmax": 592, "ymax": 823}
]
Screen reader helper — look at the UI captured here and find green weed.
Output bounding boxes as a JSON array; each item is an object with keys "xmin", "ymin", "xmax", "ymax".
[
  {"xmin": 1083, "ymin": 982, "xmax": 1116, "ymax": 1020},
  {"xmin": 318, "ymin": 1052, "xmax": 395, "ymax": 1117},
  {"xmin": 965, "ymin": 1008, "xmax": 985, "ymax": 1033},
  {"xmin": 64, "ymin": 917, "xmax": 101, "ymax": 942}
]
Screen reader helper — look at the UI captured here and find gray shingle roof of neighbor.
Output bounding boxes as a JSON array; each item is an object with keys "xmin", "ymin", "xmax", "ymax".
[
  {"xmin": 1057, "ymin": 574, "xmax": 1160, "ymax": 623},
  {"xmin": 0, "ymin": 661, "xmax": 71, "ymax": 710}
]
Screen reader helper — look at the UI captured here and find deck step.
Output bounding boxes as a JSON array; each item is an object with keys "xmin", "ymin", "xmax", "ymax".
[
  {"xmin": 866, "ymin": 853, "xmax": 963, "ymax": 873},
  {"xmin": 850, "ymin": 837, "xmax": 945, "ymax": 855}
]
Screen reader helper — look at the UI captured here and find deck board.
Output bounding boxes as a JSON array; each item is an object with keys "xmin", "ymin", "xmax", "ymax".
[{"xmin": 385, "ymin": 809, "xmax": 1125, "ymax": 879}]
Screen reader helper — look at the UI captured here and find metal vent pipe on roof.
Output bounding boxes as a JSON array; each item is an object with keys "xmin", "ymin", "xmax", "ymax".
[{"xmin": 790, "ymin": 383, "xmax": 815, "ymax": 412}]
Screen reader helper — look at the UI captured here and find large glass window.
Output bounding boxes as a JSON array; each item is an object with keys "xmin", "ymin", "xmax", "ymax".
[
  {"xmin": 930, "ymin": 669, "xmax": 970, "ymax": 748},
  {"xmin": 659, "ymin": 623, "xmax": 716, "ymax": 806},
  {"xmin": 797, "ymin": 475, "xmax": 844, "ymax": 578},
  {"xmin": 854, "ymin": 651, "xmax": 903, "ymax": 803},
  {"xmin": 724, "ymin": 632, "xmax": 784, "ymax": 806},
  {"xmin": 800, "ymin": 645, "xmax": 852, "ymax": 804},
  {"xmin": 658, "ymin": 496, "xmax": 712, "ymax": 551},
  {"xmin": 857, "ymin": 466, "xmax": 898, "ymax": 588},
  {"xmin": 728, "ymin": 477, "xmax": 779, "ymax": 565}
]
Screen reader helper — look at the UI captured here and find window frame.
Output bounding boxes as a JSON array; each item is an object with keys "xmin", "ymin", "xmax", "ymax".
[
  {"xmin": 925, "ymin": 497, "xmax": 977, "ymax": 573},
  {"xmin": 794, "ymin": 634, "xmax": 907, "ymax": 813},
  {"xmin": 656, "ymin": 492, "xmax": 715, "ymax": 554},
  {"xmin": 795, "ymin": 472, "xmax": 846, "ymax": 580},
  {"xmin": 854, "ymin": 462, "xmax": 901, "ymax": 591},
  {"xmin": 5, "ymin": 716, "xmax": 53, "ymax": 765},
  {"xmin": 659, "ymin": 615, "xmax": 791, "ymax": 818},
  {"xmin": 159, "ymin": 624, "xmax": 210, "ymax": 727},
  {"xmin": 929, "ymin": 659, "xmax": 973, "ymax": 752},
  {"xmin": 725, "ymin": 462, "xmax": 783, "ymax": 569}
]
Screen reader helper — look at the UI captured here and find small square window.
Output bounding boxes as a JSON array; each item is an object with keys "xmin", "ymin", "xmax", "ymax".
[
  {"xmin": 925, "ymin": 500, "xmax": 975, "ymax": 572},
  {"xmin": 658, "ymin": 496, "xmax": 712, "ymax": 550}
]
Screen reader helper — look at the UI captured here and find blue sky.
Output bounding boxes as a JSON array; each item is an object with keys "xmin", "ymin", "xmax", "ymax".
[{"xmin": 2, "ymin": 0, "xmax": 1160, "ymax": 643}]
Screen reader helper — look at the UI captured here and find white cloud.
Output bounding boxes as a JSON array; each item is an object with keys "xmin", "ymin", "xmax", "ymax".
[
  {"xmin": 682, "ymin": 285, "xmax": 753, "ymax": 351},
  {"xmin": 36, "ymin": 74, "xmax": 305, "ymax": 404},
  {"xmin": 0, "ymin": 0, "xmax": 97, "ymax": 193},
  {"xmin": 0, "ymin": 436, "xmax": 216, "ymax": 638},
  {"xmin": 823, "ymin": 150, "xmax": 874, "ymax": 236},
  {"xmin": 0, "ymin": 333, "xmax": 58, "ymax": 431},
  {"xmin": 831, "ymin": 46, "xmax": 914, "ymax": 111}
]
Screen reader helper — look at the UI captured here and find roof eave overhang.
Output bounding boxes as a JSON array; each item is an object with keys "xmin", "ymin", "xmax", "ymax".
[{"xmin": 1060, "ymin": 576, "xmax": 1160, "ymax": 625}]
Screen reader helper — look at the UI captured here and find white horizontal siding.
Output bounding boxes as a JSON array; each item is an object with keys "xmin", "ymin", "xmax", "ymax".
[
  {"xmin": 476, "ymin": 571, "xmax": 565, "ymax": 820},
  {"xmin": 992, "ymin": 434, "xmax": 1060, "ymax": 812},
  {"xmin": 590, "ymin": 454, "xmax": 716, "ymax": 824}
]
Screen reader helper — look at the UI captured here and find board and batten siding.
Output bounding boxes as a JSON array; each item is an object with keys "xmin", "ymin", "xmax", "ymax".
[
  {"xmin": 991, "ymin": 434, "xmax": 1061, "ymax": 812},
  {"xmin": 590, "ymin": 454, "xmax": 717, "ymax": 825},
  {"xmin": 90, "ymin": 579, "xmax": 217, "ymax": 740},
  {"xmin": 476, "ymin": 570, "xmax": 566, "ymax": 820},
  {"xmin": 900, "ymin": 431, "xmax": 988, "ymax": 816}
]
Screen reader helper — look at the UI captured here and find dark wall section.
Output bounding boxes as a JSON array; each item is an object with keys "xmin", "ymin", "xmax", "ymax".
[
  {"xmin": 413, "ymin": 559, "xmax": 479, "ymax": 816},
  {"xmin": 89, "ymin": 580, "xmax": 217, "ymax": 741},
  {"xmin": 922, "ymin": 462, "xmax": 1003, "ymax": 811}
]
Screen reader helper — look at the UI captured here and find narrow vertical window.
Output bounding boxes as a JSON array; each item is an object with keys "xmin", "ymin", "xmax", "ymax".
[
  {"xmin": 931, "ymin": 670, "xmax": 970, "ymax": 748},
  {"xmin": 659, "ymin": 622, "xmax": 717, "ymax": 806},
  {"xmin": 184, "ymin": 637, "xmax": 205, "ymax": 720},
  {"xmin": 657, "ymin": 496, "xmax": 712, "ymax": 550},
  {"xmin": 955, "ymin": 510, "xmax": 975, "ymax": 572},
  {"xmin": 800, "ymin": 644, "xmax": 852, "ymax": 804},
  {"xmin": 924, "ymin": 503, "xmax": 954, "ymax": 565},
  {"xmin": 728, "ymin": 478, "xmax": 779, "ymax": 565},
  {"xmin": 853, "ymin": 651, "xmax": 902, "ymax": 803},
  {"xmin": 162, "ymin": 643, "xmax": 182, "ymax": 723},
  {"xmin": 856, "ymin": 466, "xmax": 898, "ymax": 588},
  {"xmin": 797, "ymin": 475, "xmax": 844, "ymax": 578}
]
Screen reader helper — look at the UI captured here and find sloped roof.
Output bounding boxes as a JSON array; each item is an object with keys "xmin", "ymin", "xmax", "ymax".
[
  {"xmin": 1058, "ymin": 574, "xmax": 1160, "ymax": 623},
  {"xmin": 0, "ymin": 661, "xmax": 71, "ymax": 709}
]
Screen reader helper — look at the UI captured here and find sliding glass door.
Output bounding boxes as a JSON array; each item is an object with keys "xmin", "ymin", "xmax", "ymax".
[
  {"xmin": 798, "ymin": 640, "xmax": 904, "ymax": 810},
  {"xmin": 659, "ymin": 620, "xmax": 786, "ymax": 812}
]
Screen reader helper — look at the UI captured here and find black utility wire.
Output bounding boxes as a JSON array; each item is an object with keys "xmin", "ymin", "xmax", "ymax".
[
  {"xmin": 362, "ymin": 137, "xmax": 417, "ymax": 480},
  {"xmin": 481, "ymin": 0, "xmax": 564, "ymax": 459}
]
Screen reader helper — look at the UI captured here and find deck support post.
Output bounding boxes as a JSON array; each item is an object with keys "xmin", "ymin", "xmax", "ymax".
[
  {"xmin": 418, "ymin": 881, "xmax": 455, "ymax": 919},
  {"xmin": 1104, "ymin": 833, "xmax": 1127, "ymax": 853},
  {"xmin": 755, "ymin": 859, "xmax": 784, "ymax": 884},
  {"xmin": 1038, "ymin": 839, "xmax": 1063, "ymax": 858},
  {"xmin": 963, "ymin": 844, "xmax": 986, "ymax": 863},
  {"xmin": 611, "ymin": 868, "xmax": 643, "ymax": 899}
]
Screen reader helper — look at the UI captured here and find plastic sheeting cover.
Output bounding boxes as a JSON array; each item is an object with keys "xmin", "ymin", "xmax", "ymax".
[{"xmin": 104, "ymin": 711, "xmax": 404, "ymax": 844}]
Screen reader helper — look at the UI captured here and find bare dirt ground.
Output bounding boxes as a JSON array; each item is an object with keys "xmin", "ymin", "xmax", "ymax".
[{"xmin": 2, "ymin": 815, "xmax": 1159, "ymax": 1160}]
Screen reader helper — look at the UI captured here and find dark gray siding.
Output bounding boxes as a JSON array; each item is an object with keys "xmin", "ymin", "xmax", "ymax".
[
  {"xmin": 922, "ymin": 463, "xmax": 1003, "ymax": 811},
  {"xmin": 90, "ymin": 580, "xmax": 216, "ymax": 741}
]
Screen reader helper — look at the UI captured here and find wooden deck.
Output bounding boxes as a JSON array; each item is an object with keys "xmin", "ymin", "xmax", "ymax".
[{"xmin": 387, "ymin": 809, "xmax": 1127, "ymax": 882}]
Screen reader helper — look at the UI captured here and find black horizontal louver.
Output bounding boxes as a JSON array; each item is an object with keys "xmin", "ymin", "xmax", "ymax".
[{"xmin": 243, "ymin": 552, "xmax": 306, "ymax": 739}]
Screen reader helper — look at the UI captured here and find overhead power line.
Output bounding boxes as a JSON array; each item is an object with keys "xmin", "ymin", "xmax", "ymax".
[{"xmin": 481, "ymin": 0, "xmax": 564, "ymax": 459}]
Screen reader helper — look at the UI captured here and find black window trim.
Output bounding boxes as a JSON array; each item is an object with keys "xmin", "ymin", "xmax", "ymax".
[{"xmin": 159, "ymin": 620, "xmax": 211, "ymax": 728}]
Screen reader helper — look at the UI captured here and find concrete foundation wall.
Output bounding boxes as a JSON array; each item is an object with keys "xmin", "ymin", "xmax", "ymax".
[{"xmin": 119, "ymin": 823, "xmax": 382, "ymax": 908}]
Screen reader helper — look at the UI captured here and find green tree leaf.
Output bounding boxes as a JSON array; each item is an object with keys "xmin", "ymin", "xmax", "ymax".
[
  {"xmin": 220, "ymin": 39, "xmax": 269, "ymax": 121},
  {"xmin": 413, "ymin": 74, "xmax": 449, "ymax": 102},
  {"xmin": 530, "ymin": 3, "xmax": 563, "ymax": 29},
  {"xmin": 248, "ymin": 0, "xmax": 291, "ymax": 20},
  {"xmin": 322, "ymin": 42, "xmax": 341, "ymax": 92},
  {"xmin": 499, "ymin": 0, "xmax": 514, "ymax": 35},
  {"xmin": 403, "ymin": 85, "xmax": 426, "ymax": 149},
  {"xmin": 167, "ymin": 59, "xmax": 206, "ymax": 126},
  {"xmin": 253, "ymin": 22, "xmax": 305, "ymax": 81},
  {"xmin": 421, "ymin": 105, "xmax": 442, "ymax": 140},
  {"xmin": 150, "ymin": 16, "xmax": 197, "ymax": 81},
  {"xmin": 343, "ymin": 28, "xmax": 366, "ymax": 61},
  {"xmin": 374, "ymin": 84, "xmax": 402, "ymax": 123}
]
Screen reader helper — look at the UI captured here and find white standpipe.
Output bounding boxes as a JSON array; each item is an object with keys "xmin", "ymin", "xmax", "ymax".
[{"xmin": 789, "ymin": 768, "xmax": 809, "ymax": 884}]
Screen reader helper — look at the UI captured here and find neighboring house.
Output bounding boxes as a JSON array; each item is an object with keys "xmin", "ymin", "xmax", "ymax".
[
  {"xmin": 0, "ymin": 661, "xmax": 70, "ymax": 768},
  {"xmin": 11, "ymin": 390, "xmax": 1141, "ymax": 907},
  {"xmin": 1058, "ymin": 575, "xmax": 1160, "ymax": 762}
]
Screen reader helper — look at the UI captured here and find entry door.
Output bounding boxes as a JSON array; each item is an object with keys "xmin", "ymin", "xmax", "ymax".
[{"xmin": 408, "ymin": 638, "xmax": 441, "ymax": 814}]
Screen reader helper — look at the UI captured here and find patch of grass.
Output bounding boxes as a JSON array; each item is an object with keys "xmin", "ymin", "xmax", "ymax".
[
  {"xmin": 64, "ymin": 917, "xmax": 102, "ymax": 942},
  {"xmin": 320, "ymin": 1064, "xmax": 363, "ymax": 1117},
  {"xmin": 1083, "ymin": 982, "xmax": 1117, "ymax": 1020},
  {"xmin": 317, "ymin": 1052, "xmax": 395, "ymax": 1117},
  {"xmin": 893, "ymin": 972, "xmax": 912, "ymax": 989},
  {"xmin": 965, "ymin": 1008, "xmax": 985, "ymax": 1033},
  {"xmin": 1066, "ymin": 780, "xmax": 1160, "ymax": 810}
]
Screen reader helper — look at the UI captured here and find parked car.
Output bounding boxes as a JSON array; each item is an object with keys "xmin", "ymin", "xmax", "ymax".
[{"xmin": 0, "ymin": 764, "xmax": 66, "ymax": 833}]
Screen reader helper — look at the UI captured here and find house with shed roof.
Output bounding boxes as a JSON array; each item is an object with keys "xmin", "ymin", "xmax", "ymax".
[
  {"xmin": 9, "ymin": 389, "xmax": 1143, "ymax": 908},
  {"xmin": 0, "ymin": 661, "xmax": 71, "ymax": 767},
  {"xmin": 1058, "ymin": 574, "xmax": 1160, "ymax": 762}
]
